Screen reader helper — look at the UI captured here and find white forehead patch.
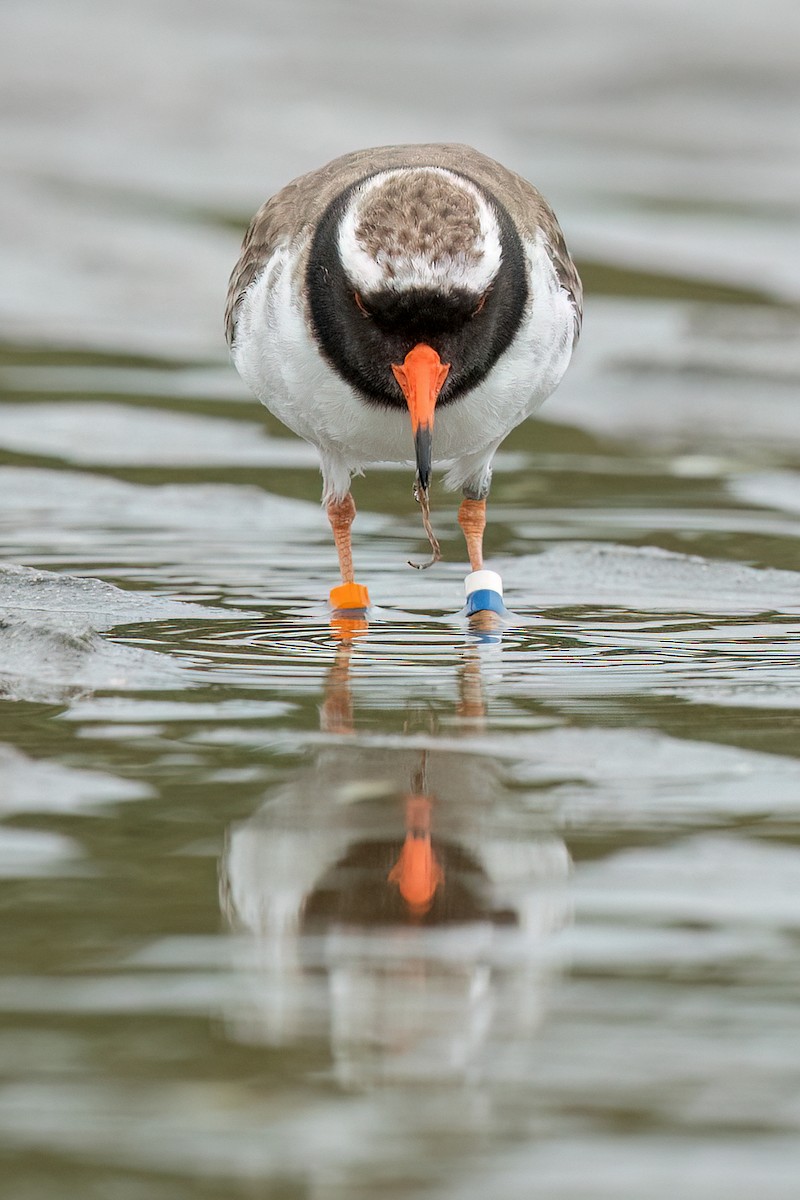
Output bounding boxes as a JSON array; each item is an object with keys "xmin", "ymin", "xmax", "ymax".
[{"xmin": 336, "ymin": 168, "xmax": 502, "ymax": 297}]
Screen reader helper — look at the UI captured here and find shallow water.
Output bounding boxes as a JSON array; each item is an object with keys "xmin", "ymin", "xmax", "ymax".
[{"xmin": 2, "ymin": 1, "xmax": 800, "ymax": 1197}]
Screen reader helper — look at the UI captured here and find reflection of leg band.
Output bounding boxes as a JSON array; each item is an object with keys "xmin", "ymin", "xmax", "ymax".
[
  {"xmin": 330, "ymin": 582, "xmax": 371, "ymax": 611},
  {"xmin": 464, "ymin": 570, "xmax": 508, "ymax": 617}
]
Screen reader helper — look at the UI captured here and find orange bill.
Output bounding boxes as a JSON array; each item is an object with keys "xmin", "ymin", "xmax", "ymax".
[{"xmin": 391, "ymin": 344, "xmax": 450, "ymax": 490}]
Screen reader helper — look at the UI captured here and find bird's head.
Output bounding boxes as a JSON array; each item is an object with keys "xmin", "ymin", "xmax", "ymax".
[{"xmin": 307, "ymin": 166, "xmax": 528, "ymax": 490}]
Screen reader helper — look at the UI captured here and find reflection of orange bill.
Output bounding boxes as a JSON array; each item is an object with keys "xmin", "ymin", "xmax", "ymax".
[{"xmin": 388, "ymin": 794, "xmax": 444, "ymax": 915}]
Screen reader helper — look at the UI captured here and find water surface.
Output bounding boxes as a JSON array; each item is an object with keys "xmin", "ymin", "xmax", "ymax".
[{"xmin": 1, "ymin": 2, "xmax": 799, "ymax": 1197}]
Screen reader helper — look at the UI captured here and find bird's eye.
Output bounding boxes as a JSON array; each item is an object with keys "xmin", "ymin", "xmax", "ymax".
[
  {"xmin": 354, "ymin": 292, "xmax": 371, "ymax": 318},
  {"xmin": 472, "ymin": 289, "xmax": 491, "ymax": 317}
]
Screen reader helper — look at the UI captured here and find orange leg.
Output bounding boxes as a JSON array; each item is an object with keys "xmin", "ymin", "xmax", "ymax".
[
  {"xmin": 327, "ymin": 493, "xmax": 356, "ymax": 583},
  {"xmin": 458, "ymin": 498, "xmax": 486, "ymax": 572},
  {"xmin": 327, "ymin": 493, "xmax": 370, "ymax": 611}
]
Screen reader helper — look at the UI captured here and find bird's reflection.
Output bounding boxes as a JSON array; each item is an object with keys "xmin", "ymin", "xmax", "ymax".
[{"xmin": 220, "ymin": 632, "xmax": 570, "ymax": 1088}]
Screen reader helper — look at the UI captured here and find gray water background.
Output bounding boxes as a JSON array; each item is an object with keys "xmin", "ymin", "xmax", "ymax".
[{"xmin": 1, "ymin": 1, "xmax": 800, "ymax": 1197}]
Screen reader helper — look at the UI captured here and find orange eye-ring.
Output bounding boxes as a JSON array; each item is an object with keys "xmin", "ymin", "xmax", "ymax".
[{"xmin": 354, "ymin": 292, "xmax": 371, "ymax": 318}]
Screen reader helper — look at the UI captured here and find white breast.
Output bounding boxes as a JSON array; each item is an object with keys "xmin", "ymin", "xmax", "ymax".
[{"xmin": 231, "ymin": 233, "xmax": 577, "ymax": 500}]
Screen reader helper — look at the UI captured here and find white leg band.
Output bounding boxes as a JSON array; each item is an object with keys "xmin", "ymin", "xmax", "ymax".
[{"xmin": 464, "ymin": 570, "xmax": 503, "ymax": 598}]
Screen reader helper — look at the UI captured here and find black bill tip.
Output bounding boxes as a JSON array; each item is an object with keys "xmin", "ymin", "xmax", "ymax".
[{"xmin": 414, "ymin": 424, "xmax": 432, "ymax": 492}]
